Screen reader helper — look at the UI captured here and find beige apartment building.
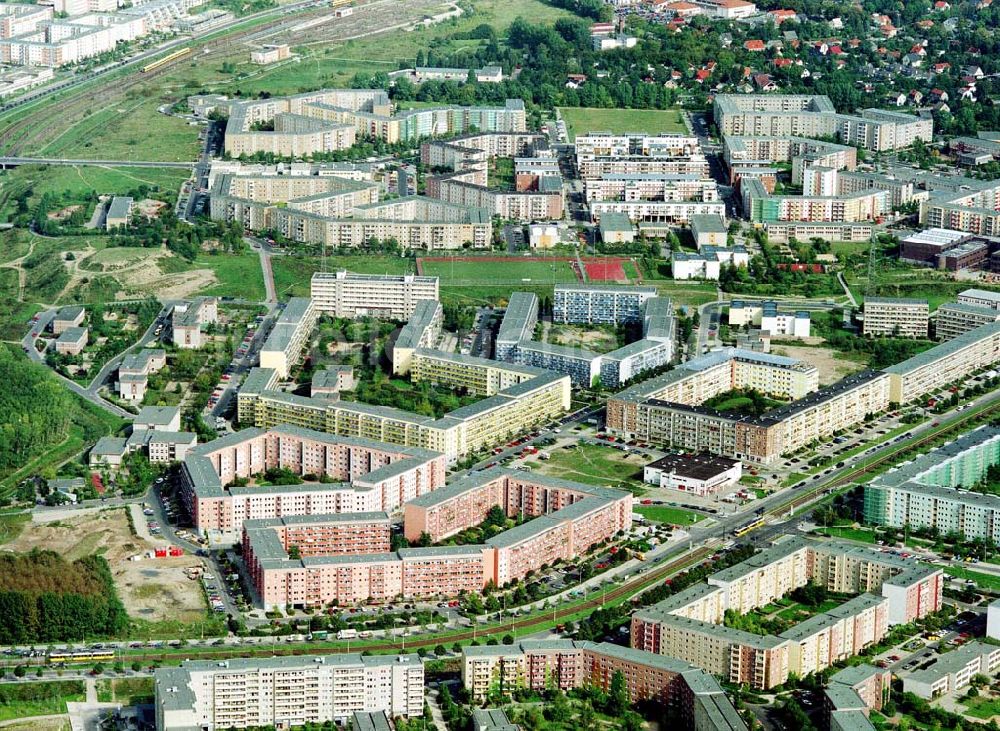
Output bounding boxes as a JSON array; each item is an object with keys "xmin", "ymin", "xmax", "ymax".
[
  {"xmin": 935, "ymin": 302, "xmax": 1000, "ymax": 341},
  {"xmin": 631, "ymin": 538, "xmax": 942, "ymax": 689},
  {"xmin": 884, "ymin": 321, "xmax": 1000, "ymax": 403},
  {"xmin": 862, "ymin": 297, "xmax": 929, "ymax": 338}
]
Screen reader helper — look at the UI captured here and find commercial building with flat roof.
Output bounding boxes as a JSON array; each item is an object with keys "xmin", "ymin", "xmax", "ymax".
[
  {"xmin": 862, "ymin": 297, "xmax": 929, "ymax": 338},
  {"xmin": 54, "ymin": 325, "xmax": 87, "ymax": 355},
  {"xmin": 52, "ymin": 305, "xmax": 84, "ymax": 334},
  {"xmin": 171, "ymin": 297, "xmax": 218, "ymax": 350},
  {"xmin": 105, "ymin": 196, "xmax": 133, "ymax": 230},
  {"xmin": 643, "ymin": 453, "xmax": 742, "ymax": 496},
  {"xmin": 957, "ymin": 287, "xmax": 1000, "ymax": 310},
  {"xmin": 903, "ymin": 641, "xmax": 1000, "ymax": 698},
  {"xmin": 155, "ymin": 653, "xmax": 424, "ymax": 730}
]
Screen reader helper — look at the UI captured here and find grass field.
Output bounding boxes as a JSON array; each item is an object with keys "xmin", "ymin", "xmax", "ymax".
[
  {"xmin": 36, "ymin": 101, "xmax": 201, "ymax": 162},
  {"xmin": 558, "ymin": 107, "xmax": 687, "ymax": 141},
  {"xmin": 95, "ymin": 677, "xmax": 154, "ymax": 705},
  {"xmin": 272, "ymin": 255, "xmax": 413, "ymax": 298},
  {"xmin": 814, "ymin": 526, "xmax": 876, "ymax": 543},
  {"xmin": 0, "ymin": 680, "xmax": 85, "ymax": 723},
  {"xmin": 0, "ymin": 511, "xmax": 30, "ymax": 544},
  {"xmin": 961, "ymin": 695, "xmax": 1000, "ymax": 720},
  {"xmin": 944, "ymin": 566, "xmax": 1000, "ymax": 592},
  {"xmin": 532, "ymin": 443, "xmax": 647, "ymax": 494},
  {"xmin": 420, "ymin": 257, "xmax": 579, "ymax": 286},
  {"xmin": 0, "ymin": 165, "xmax": 188, "ymax": 211},
  {"xmin": 634, "ymin": 505, "xmax": 705, "ymax": 526},
  {"xmin": 192, "ymin": 254, "xmax": 266, "ymax": 301}
]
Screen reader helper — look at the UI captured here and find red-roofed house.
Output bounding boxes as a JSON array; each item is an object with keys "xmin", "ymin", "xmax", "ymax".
[
  {"xmin": 753, "ymin": 73, "xmax": 778, "ymax": 90},
  {"xmin": 933, "ymin": 0, "xmax": 949, "ymax": 8},
  {"xmin": 769, "ymin": 9, "xmax": 796, "ymax": 22},
  {"xmin": 773, "ymin": 57, "xmax": 794, "ymax": 68},
  {"xmin": 932, "ymin": 62, "xmax": 951, "ymax": 73},
  {"xmin": 695, "ymin": 68, "xmax": 711, "ymax": 82},
  {"xmin": 744, "ymin": 39, "xmax": 766, "ymax": 51}
]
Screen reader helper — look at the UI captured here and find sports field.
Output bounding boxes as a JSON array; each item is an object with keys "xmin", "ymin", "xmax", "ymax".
[
  {"xmin": 558, "ymin": 107, "xmax": 687, "ymax": 141},
  {"xmin": 419, "ymin": 256, "xmax": 580, "ymax": 286},
  {"xmin": 583, "ymin": 258, "xmax": 641, "ymax": 283}
]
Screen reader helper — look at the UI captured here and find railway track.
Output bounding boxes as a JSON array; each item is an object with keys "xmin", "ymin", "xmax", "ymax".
[{"xmin": 0, "ymin": 4, "xmax": 338, "ymax": 155}]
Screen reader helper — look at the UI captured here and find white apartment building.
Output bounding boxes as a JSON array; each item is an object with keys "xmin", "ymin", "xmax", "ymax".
[
  {"xmin": 259, "ymin": 297, "xmax": 318, "ymax": 379},
  {"xmin": 310, "ymin": 271, "xmax": 439, "ymax": 321},
  {"xmin": 155, "ymin": 654, "xmax": 425, "ymax": 730}
]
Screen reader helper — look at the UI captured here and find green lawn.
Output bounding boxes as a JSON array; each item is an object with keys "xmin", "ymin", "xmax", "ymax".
[
  {"xmin": 34, "ymin": 101, "xmax": 200, "ymax": 162},
  {"xmin": 193, "ymin": 254, "xmax": 266, "ymax": 301},
  {"xmin": 814, "ymin": 526, "xmax": 876, "ymax": 543},
  {"xmin": 272, "ymin": 255, "xmax": 413, "ymax": 298},
  {"xmin": 648, "ymin": 281, "xmax": 719, "ymax": 309},
  {"xmin": 0, "ymin": 680, "xmax": 85, "ymax": 722},
  {"xmin": 634, "ymin": 505, "xmax": 705, "ymax": 526},
  {"xmin": 534, "ymin": 443, "xmax": 648, "ymax": 494},
  {"xmin": 95, "ymin": 677, "xmax": 154, "ymax": 705},
  {"xmin": 944, "ymin": 566, "xmax": 1000, "ymax": 592},
  {"xmin": 0, "ymin": 512, "xmax": 29, "ymax": 544},
  {"xmin": 0, "ymin": 165, "xmax": 188, "ymax": 209},
  {"xmin": 961, "ymin": 694, "xmax": 1000, "ymax": 720},
  {"xmin": 558, "ymin": 107, "xmax": 687, "ymax": 141}
]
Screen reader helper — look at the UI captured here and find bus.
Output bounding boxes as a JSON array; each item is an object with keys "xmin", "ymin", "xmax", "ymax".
[
  {"xmin": 48, "ymin": 649, "xmax": 115, "ymax": 664},
  {"xmin": 733, "ymin": 518, "xmax": 765, "ymax": 538}
]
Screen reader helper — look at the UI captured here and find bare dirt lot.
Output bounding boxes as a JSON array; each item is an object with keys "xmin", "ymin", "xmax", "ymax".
[
  {"xmin": 5, "ymin": 509, "xmax": 205, "ymax": 623},
  {"xmin": 769, "ymin": 341, "xmax": 868, "ymax": 385}
]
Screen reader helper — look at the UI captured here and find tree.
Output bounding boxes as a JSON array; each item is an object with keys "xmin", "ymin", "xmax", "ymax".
[
  {"xmin": 607, "ymin": 670, "xmax": 629, "ymax": 716},
  {"xmin": 13, "ymin": 666, "xmax": 25, "ymax": 678}
]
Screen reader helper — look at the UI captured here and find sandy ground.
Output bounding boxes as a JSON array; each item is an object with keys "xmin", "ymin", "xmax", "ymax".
[
  {"xmin": 0, "ymin": 718, "xmax": 71, "ymax": 730},
  {"xmin": 6, "ymin": 508, "xmax": 205, "ymax": 623},
  {"xmin": 75, "ymin": 246, "xmax": 218, "ymax": 300},
  {"xmin": 46, "ymin": 205, "xmax": 82, "ymax": 222},
  {"xmin": 770, "ymin": 342, "xmax": 867, "ymax": 385},
  {"xmin": 547, "ymin": 326, "xmax": 617, "ymax": 352}
]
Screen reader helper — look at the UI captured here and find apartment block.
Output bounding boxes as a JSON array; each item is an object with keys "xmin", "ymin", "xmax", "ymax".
[
  {"xmin": 179, "ymin": 425, "xmax": 447, "ymax": 539},
  {"xmin": 553, "ymin": 284, "xmax": 658, "ymax": 325},
  {"xmin": 722, "ymin": 135, "xmax": 857, "ymax": 186},
  {"xmin": 171, "ymin": 297, "xmax": 219, "ymax": 350},
  {"xmin": 920, "ymin": 181, "xmax": 1000, "ymax": 236},
  {"xmin": 245, "ymin": 468, "xmax": 629, "ymax": 607},
  {"xmin": 155, "ymin": 654, "xmax": 425, "ymax": 730},
  {"xmin": 242, "ymin": 369, "xmax": 570, "ymax": 465},
  {"xmin": 411, "ymin": 350, "xmax": 544, "ymax": 396},
  {"xmin": 461, "ymin": 641, "xmax": 748, "ymax": 731},
  {"xmin": 574, "ymin": 133, "xmax": 709, "ymax": 180},
  {"xmin": 862, "ymin": 297, "xmax": 929, "ymax": 338},
  {"xmin": 713, "ymin": 95, "xmax": 932, "ymax": 152},
  {"xmin": 310, "ymin": 272, "xmax": 439, "ymax": 321},
  {"xmin": 935, "ymin": 302, "xmax": 1000, "ymax": 341},
  {"xmin": 864, "ymin": 425, "xmax": 1000, "ymax": 540},
  {"xmin": 882, "ymin": 321, "xmax": 1000, "ymax": 403},
  {"xmin": 259, "ymin": 297, "xmax": 318, "ymax": 379},
  {"xmin": 632, "ymin": 538, "xmax": 942, "ymax": 689},
  {"xmin": 512, "ymin": 340, "xmax": 601, "ymax": 388},
  {"xmin": 236, "ymin": 367, "xmax": 279, "ymax": 424},
  {"xmin": 210, "ymin": 161, "xmax": 490, "ymax": 250},
  {"xmin": 742, "ymin": 177, "xmax": 889, "ymax": 224},
  {"xmin": 391, "ymin": 299, "xmax": 443, "ymax": 375},
  {"xmin": 762, "ymin": 221, "xmax": 874, "ymax": 244},
  {"xmin": 825, "ymin": 665, "xmax": 891, "ymax": 731},
  {"xmin": 495, "ymin": 292, "xmax": 539, "ymax": 362}
]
